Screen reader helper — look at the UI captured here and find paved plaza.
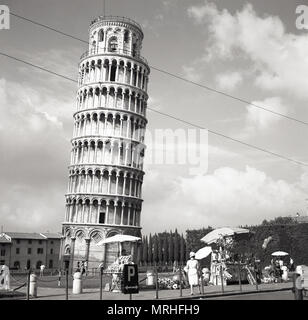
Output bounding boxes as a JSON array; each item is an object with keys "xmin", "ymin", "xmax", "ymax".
[{"xmin": 2, "ymin": 280, "xmax": 293, "ymax": 300}]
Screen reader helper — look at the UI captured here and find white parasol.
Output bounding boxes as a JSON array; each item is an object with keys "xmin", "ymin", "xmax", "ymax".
[
  {"xmin": 195, "ymin": 246, "xmax": 212, "ymax": 260},
  {"xmin": 201, "ymin": 227, "xmax": 249, "ymax": 244},
  {"xmin": 97, "ymin": 234, "xmax": 141, "ymax": 245},
  {"xmin": 271, "ymin": 251, "xmax": 289, "ymax": 257}
]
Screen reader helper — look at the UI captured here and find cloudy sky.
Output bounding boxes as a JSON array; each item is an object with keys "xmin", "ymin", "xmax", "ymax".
[{"xmin": 1, "ymin": 0, "xmax": 308, "ymax": 235}]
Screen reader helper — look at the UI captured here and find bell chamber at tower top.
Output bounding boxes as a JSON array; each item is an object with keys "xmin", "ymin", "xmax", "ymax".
[{"xmin": 79, "ymin": 16, "xmax": 150, "ymax": 70}]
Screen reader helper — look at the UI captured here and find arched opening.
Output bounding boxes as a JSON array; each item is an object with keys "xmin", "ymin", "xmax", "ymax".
[
  {"xmin": 92, "ymin": 41, "xmax": 97, "ymax": 52},
  {"xmin": 116, "ymin": 201, "xmax": 122, "ymax": 224},
  {"xmin": 84, "ymin": 199, "xmax": 91, "ymax": 222},
  {"xmin": 132, "ymin": 43, "xmax": 137, "ymax": 57},
  {"xmin": 104, "ymin": 60, "xmax": 110, "ymax": 81},
  {"xmin": 92, "ymin": 199, "xmax": 99, "ymax": 223},
  {"xmin": 14, "ymin": 261, "xmax": 20, "ymax": 269},
  {"xmin": 117, "ymin": 87, "xmax": 123, "ymax": 108},
  {"xmin": 118, "ymin": 171, "xmax": 124, "ymax": 193},
  {"xmin": 74, "ymin": 231, "xmax": 86, "ymax": 262},
  {"xmin": 129, "ymin": 207, "xmax": 134, "ymax": 225},
  {"xmin": 77, "ymin": 199, "xmax": 83, "ymax": 221},
  {"xmin": 94, "ymin": 170, "xmax": 100, "ymax": 193},
  {"xmin": 102, "ymin": 170, "xmax": 109, "ymax": 193},
  {"xmin": 118, "ymin": 61, "xmax": 125, "ymax": 83},
  {"xmin": 123, "ymin": 203, "xmax": 129, "ymax": 225},
  {"xmin": 99, "ymin": 200, "xmax": 106, "ymax": 224},
  {"xmin": 99, "ymin": 211, "xmax": 105, "ymax": 224},
  {"xmin": 124, "ymin": 30, "xmax": 129, "ymax": 43},
  {"xmin": 108, "ymin": 201, "xmax": 115, "ymax": 224},
  {"xmin": 98, "ymin": 29, "xmax": 104, "ymax": 42},
  {"xmin": 108, "ymin": 36, "xmax": 118, "ymax": 52},
  {"xmin": 36, "ymin": 261, "xmax": 42, "ymax": 269},
  {"xmin": 110, "ymin": 60, "xmax": 117, "ymax": 82},
  {"xmin": 110, "ymin": 171, "xmax": 117, "ymax": 194}
]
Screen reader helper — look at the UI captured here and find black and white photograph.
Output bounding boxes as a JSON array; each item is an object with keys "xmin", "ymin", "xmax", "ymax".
[{"xmin": 0, "ymin": 0, "xmax": 308, "ymax": 307}]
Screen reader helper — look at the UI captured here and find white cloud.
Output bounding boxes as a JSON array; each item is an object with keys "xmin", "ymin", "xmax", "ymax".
[
  {"xmin": 188, "ymin": 1, "xmax": 308, "ymax": 100},
  {"xmin": 245, "ymin": 97, "xmax": 288, "ymax": 132},
  {"xmin": 216, "ymin": 71, "xmax": 243, "ymax": 91},
  {"xmin": 0, "ymin": 78, "xmax": 72, "ymax": 232},
  {"xmin": 182, "ymin": 65, "xmax": 202, "ymax": 82},
  {"xmin": 142, "ymin": 166, "xmax": 308, "ymax": 233}
]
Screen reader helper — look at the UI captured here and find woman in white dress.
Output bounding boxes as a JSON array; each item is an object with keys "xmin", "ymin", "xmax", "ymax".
[{"xmin": 186, "ymin": 252, "xmax": 201, "ymax": 295}]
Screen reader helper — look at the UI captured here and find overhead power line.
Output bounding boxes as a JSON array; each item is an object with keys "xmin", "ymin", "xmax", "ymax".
[
  {"xmin": 0, "ymin": 52, "xmax": 76, "ymax": 83},
  {"xmin": 8, "ymin": 10, "xmax": 308, "ymax": 127},
  {"xmin": 0, "ymin": 51, "xmax": 307, "ymax": 168},
  {"xmin": 150, "ymin": 66, "xmax": 308, "ymax": 127},
  {"xmin": 9, "ymin": 12, "xmax": 87, "ymax": 44}
]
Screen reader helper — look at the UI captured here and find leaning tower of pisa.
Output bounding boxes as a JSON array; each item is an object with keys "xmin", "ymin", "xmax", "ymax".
[{"xmin": 61, "ymin": 16, "xmax": 150, "ymax": 270}]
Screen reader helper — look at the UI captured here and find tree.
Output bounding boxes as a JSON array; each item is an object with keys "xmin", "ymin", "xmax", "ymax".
[
  {"xmin": 142, "ymin": 236, "xmax": 148, "ymax": 265},
  {"xmin": 153, "ymin": 234, "xmax": 158, "ymax": 264},
  {"xmin": 158, "ymin": 236, "xmax": 163, "ymax": 264},
  {"xmin": 163, "ymin": 235, "xmax": 168, "ymax": 264},
  {"xmin": 261, "ymin": 216, "xmax": 297, "ymax": 226},
  {"xmin": 168, "ymin": 232, "xmax": 174, "ymax": 263},
  {"xmin": 148, "ymin": 234, "xmax": 153, "ymax": 265},
  {"xmin": 186, "ymin": 227, "xmax": 213, "ymax": 253},
  {"xmin": 137, "ymin": 241, "xmax": 142, "ymax": 265},
  {"xmin": 174, "ymin": 229, "xmax": 179, "ymax": 262},
  {"xmin": 180, "ymin": 234, "xmax": 185, "ymax": 264}
]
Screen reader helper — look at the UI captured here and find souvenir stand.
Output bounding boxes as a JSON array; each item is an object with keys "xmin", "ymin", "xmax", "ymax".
[
  {"xmin": 97, "ymin": 234, "xmax": 140, "ymax": 293},
  {"xmin": 106, "ymin": 254, "xmax": 133, "ymax": 292},
  {"xmin": 208, "ymin": 241, "xmax": 232, "ymax": 286},
  {"xmin": 201, "ymin": 227, "xmax": 250, "ymax": 287}
]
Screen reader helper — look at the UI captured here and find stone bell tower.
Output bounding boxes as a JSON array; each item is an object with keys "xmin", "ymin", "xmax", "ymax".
[{"xmin": 60, "ymin": 16, "xmax": 150, "ymax": 270}]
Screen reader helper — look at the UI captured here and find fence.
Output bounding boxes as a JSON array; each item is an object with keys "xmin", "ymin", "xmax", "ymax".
[{"xmin": 7, "ymin": 264, "xmax": 304, "ymax": 300}]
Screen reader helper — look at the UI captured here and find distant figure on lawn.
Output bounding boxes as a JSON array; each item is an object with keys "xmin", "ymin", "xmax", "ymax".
[{"xmin": 40, "ymin": 264, "xmax": 45, "ymax": 277}]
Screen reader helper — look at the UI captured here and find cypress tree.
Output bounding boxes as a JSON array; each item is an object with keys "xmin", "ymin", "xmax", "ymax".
[
  {"xmin": 153, "ymin": 234, "xmax": 158, "ymax": 264},
  {"xmin": 137, "ymin": 241, "xmax": 142, "ymax": 265},
  {"xmin": 174, "ymin": 229, "xmax": 179, "ymax": 262},
  {"xmin": 148, "ymin": 233, "xmax": 153, "ymax": 265},
  {"xmin": 158, "ymin": 236, "xmax": 163, "ymax": 265},
  {"xmin": 142, "ymin": 235, "xmax": 148, "ymax": 265},
  {"xmin": 180, "ymin": 234, "xmax": 185, "ymax": 264},
  {"xmin": 163, "ymin": 235, "xmax": 168, "ymax": 264},
  {"xmin": 168, "ymin": 232, "xmax": 174, "ymax": 263}
]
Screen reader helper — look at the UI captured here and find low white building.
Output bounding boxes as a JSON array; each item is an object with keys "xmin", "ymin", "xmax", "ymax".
[{"xmin": 0, "ymin": 232, "xmax": 61, "ymax": 271}]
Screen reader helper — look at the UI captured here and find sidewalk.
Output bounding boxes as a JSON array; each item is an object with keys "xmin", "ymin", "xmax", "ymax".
[{"xmin": 7, "ymin": 282, "xmax": 293, "ymax": 300}]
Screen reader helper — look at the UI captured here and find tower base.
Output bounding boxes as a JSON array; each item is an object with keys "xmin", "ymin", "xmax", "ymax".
[{"xmin": 60, "ymin": 223, "xmax": 141, "ymax": 272}]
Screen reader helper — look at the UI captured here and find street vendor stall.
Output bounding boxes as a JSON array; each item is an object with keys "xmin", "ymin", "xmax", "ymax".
[
  {"xmin": 201, "ymin": 227, "xmax": 250, "ymax": 287},
  {"xmin": 97, "ymin": 234, "xmax": 140, "ymax": 292}
]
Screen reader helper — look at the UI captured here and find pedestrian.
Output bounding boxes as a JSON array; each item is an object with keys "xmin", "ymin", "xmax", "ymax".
[
  {"xmin": 186, "ymin": 252, "xmax": 201, "ymax": 295},
  {"xmin": 173, "ymin": 260, "xmax": 178, "ymax": 273},
  {"xmin": 76, "ymin": 261, "xmax": 81, "ymax": 273},
  {"xmin": 40, "ymin": 264, "xmax": 45, "ymax": 277},
  {"xmin": 81, "ymin": 261, "xmax": 86, "ymax": 275},
  {"xmin": 202, "ymin": 268, "xmax": 210, "ymax": 286},
  {"xmin": 84, "ymin": 261, "xmax": 88, "ymax": 275},
  {"xmin": 274, "ymin": 259, "xmax": 281, "ymax": 282}
]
